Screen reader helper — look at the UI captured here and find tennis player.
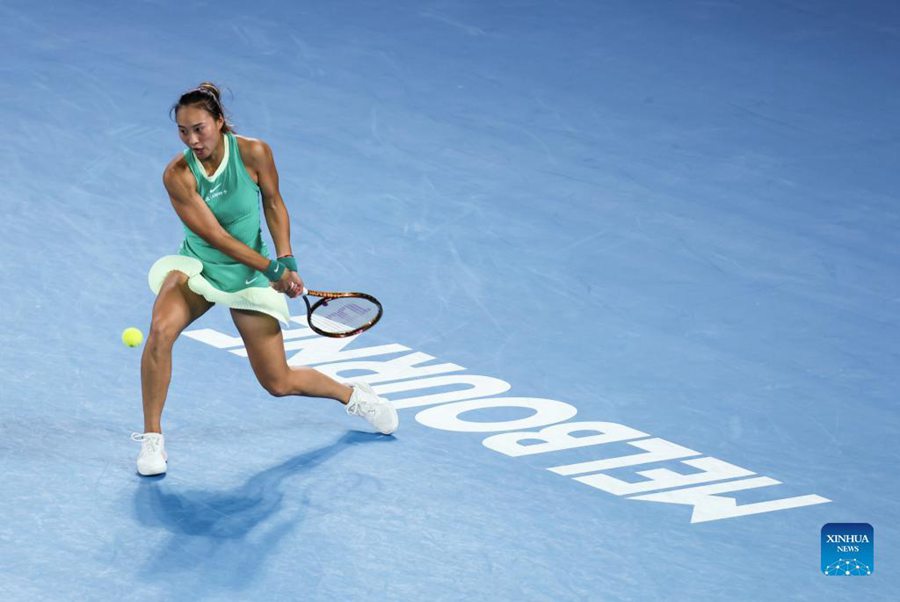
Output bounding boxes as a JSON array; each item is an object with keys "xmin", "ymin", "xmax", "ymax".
[{"xmin": 132, "ymin": 83, "xmax": 398, "ymax": 476}]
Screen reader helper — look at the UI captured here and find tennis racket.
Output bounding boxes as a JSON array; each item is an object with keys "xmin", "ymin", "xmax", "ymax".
[{"xmin": 300, "ymin": 288, "xmax": 383, "ymax": 338}]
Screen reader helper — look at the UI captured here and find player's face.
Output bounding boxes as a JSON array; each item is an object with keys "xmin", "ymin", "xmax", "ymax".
[{"xmin": 176, "ymin": 105, "xmax": 224, "ymax": 160}]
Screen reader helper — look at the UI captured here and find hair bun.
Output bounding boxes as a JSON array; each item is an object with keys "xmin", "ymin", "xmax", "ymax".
[{"xmin": 197, "ymin": 82, "xmax": 221, "ymax": 100}]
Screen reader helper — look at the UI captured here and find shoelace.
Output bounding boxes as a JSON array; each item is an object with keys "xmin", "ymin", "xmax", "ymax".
[{"xmin": 131, "ymin": 432, "xmax": 161, "ymax": 454}]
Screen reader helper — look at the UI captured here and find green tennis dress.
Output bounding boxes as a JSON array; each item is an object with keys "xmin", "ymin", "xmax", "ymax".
[{"xmin": 148, "ymin": 133, "xmax": 290, "ymax": 324}]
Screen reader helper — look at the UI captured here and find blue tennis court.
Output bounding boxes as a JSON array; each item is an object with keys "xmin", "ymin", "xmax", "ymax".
[{"xmin": 1, "ymin": 0, "xmax": 897, "ymax": 599}]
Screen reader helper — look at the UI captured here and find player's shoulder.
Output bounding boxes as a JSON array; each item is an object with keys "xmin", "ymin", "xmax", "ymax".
[
  {"xmin": 235, "ymin": 134, "xmax": 273, "ymax": 166},
  {"xmin": 162, "ymin": 153, "xmax": 192, "ymax": 188}
]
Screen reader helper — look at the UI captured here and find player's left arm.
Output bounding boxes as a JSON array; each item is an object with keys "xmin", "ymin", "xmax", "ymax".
[{"xmin": 245, "ymin": 138, "xmax": 294, "ymax": 259}]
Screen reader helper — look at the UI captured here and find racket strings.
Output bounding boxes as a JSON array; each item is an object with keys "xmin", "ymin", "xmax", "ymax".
[{"xmin": 309, "ymin": 296, "xmax": 380, "ymax": 335}]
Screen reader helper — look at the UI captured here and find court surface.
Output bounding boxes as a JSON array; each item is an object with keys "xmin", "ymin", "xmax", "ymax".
[{"xmin": 1, "ymin": 0, "xmax": 898, "ymax": 600}]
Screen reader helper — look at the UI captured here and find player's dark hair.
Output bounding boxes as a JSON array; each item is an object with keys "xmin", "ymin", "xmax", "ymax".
[{"xmin": 171, "ymin": 82, "xmax": 234, "ymax": 132}]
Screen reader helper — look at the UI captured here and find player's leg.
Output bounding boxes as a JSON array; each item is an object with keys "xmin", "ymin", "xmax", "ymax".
[
  {"xmin": 141, "ymin": 270, "xmax": 213, "ymax": 433},
  {"xmin": 230, "ymin": 308, "xmax": 398, "ymax": 434},
  {"xmin": 229, "ymin": 308, "xmax": 352, "ymax": 401}
]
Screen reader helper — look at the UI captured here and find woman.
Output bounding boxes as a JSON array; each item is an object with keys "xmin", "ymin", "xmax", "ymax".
[{"xmin": 132, "ymin": 83, "xmax": 398, "ymax": 476}]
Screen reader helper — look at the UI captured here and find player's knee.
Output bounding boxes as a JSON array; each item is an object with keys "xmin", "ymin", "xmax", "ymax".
[
  {"xmin": 147, "ymin": 316, "xmax": 184, "ymax": 349},
  {"xmin": 261, "ymin": 375, "xmax": 293, "ymax": 398}
]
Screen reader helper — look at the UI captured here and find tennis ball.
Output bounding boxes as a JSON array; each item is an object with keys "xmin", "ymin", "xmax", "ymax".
[{"xmin": 122, "ymin": 327, "xmax": 144, "ymax": 348}]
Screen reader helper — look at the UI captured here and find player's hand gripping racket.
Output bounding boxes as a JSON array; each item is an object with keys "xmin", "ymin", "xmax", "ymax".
[{"xmin": 300, "ymin": 288, "xmax": 383, "ymax": 338}]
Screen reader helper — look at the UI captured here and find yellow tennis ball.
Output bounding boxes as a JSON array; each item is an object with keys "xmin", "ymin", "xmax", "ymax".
[{"xmin": 122, "ymin": 327, "xmax": 143, "ymax": 348}]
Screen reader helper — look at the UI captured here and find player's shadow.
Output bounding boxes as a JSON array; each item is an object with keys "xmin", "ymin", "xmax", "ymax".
[{"xmin": 132, "ymin": 430, "xmax": 391, "ymax": 592}]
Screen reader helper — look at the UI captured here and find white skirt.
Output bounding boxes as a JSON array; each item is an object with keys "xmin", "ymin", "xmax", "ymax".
[{"xmin": 148, "ymin": 255, "xmax": 291, "ymax": 325}]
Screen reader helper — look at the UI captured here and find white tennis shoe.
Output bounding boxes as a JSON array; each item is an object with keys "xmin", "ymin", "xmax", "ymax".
[
  {"xmin": 132, "ymin": 432, "xmax": 167, "ymax": 476},
  {"xmin": 346, "ymin": 383, "xmax": 399, "ymax": 435}
]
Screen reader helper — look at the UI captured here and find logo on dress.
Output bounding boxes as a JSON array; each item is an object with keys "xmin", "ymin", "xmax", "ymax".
[{"xmin": 205, "ymin": 182, "xmax": 227, "ymax": 202}]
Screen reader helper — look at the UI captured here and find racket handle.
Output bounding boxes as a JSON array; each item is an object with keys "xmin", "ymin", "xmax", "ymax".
[{"xmin": 301, "ymin": 287, "xmax": 309, "ymax": 296}]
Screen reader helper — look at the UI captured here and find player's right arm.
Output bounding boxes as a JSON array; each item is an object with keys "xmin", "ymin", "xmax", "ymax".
[{"xmin": 162, "ymin": 156, "xmax": 296, "ymax": 293}]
